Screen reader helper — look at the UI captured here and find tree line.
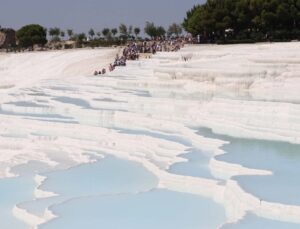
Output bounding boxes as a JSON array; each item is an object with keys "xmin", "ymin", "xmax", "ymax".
[
  {"xmin": 14, "ymin": 22, "xmax": 183, "ymax": 49},
  {"xmin": 183, "ymin": 0, "xmax": 300, "ymax": 43}
]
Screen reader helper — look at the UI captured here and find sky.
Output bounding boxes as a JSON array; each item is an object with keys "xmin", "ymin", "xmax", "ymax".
[{"xmin": 0, "ymin": 0, "xmax": 204, "ymax": 33}]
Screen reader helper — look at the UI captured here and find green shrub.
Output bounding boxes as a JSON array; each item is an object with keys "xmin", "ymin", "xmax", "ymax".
[{"xmin": 17, "ymin": 24, "xmax": 47, "ymax": 48}]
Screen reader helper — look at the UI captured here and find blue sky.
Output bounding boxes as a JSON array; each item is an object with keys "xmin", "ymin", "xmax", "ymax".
[{"xmin": 0, "ymin": 0, "xmax": 204, "ymax": 33}]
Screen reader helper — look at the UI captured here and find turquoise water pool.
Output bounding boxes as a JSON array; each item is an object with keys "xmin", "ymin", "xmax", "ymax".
[
  {"xmin": 168, "ymin": 149, "xmax": 214, "ymax": 179},
  {"xmin": 0, "ymin": 176, "xmax": 36, "ymax": 229},
  {"xmin": 197, "ymin": 127, "xmax": 300, "ymax": 205},
  {"xmin": 13, "ymin": 156, "xmax": 226, "ymax": 229},
  {"xmin": 41, "ymin": 189, "xmax": 226, "ymax": 229},
  {"xmin": 40, "ymin": 156, "xmax": 158, "ymax": 197},
  {"xmin": 222, "ymin": 213, "xmax": 300, "ymax": 229}
]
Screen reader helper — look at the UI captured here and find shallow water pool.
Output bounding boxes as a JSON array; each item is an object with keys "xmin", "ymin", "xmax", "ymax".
[
  {"xmin": 222, "ymin": 213, "xmax": 300, "ymax": 229},
  {"xmin": 41, "ymin": 189, "xmax": 226, "ymax": 229},
  {"xmin": 0, "ymin": 176, "xmax": 36, "ymax": 229},
  {"xmin": 197, "ymin": 127, "xmax": 300, "ymax": 205}
]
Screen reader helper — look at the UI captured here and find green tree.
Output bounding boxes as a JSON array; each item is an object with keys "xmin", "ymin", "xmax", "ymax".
[
  {"xmin": 168, "ymin": 23, "xmax": 182, "ymax": 37},
  {"xmin": 119, "ymin": 24, "xmax": 128, "ymax": 39},
  {"xmin": 88, "ymin": 28, "xmax": 95, "ymax": 39},
  {"xmin": 144, "ymin": 21, "xmax": 157, "ymax": 38},
  {"xmin": 111, "ymin": 28, "xmax": 118, "ymax": 37},
  {"xmin": 119, "ymin": 24, "xmax": 129, "ymax": 41},
  {"xmin": 128, "ymin": 25, "xmax": 133, "ymax": 36},
  {"xmin": 49, "ymin": 27, "xmax": 60, "ymax": 41},
  {"xmin": 144, "ymin": 22, "xmax": 167, "ymax": 39},
  {"xmin": 60, "ymin": 31, "xmax": 65, "ymax": 39},
  {"xmin": 102, "ymin": 28, "xmax": 111, "ymax": 40},
  {"xmin": 134, "ymin": 27, "xmax": 140, "ymax": 38},
  {"xmin": 67, "ymin": 29, "xmax": 73, "ymax": 39},
  {"xmin": 156, "ymin": 26, "xmax": 166, "ymax": 37},
  {"xmin": 182, "ymin": 5, "xmax": 199, "ymax": 30},
  {"xmin": 183, "ymin": 0, "xmax": 300, "ymax": 42},
  {"xmin": 96, "ymin": 32, "xmax": 102, "ymax": 38},
  {"xmin": 77, "ymin": 33, "xmax": 87, "ymax": 43},
  {"xmin": 16, "ymin": 24, "xmax": 47, "ymax": 48}
]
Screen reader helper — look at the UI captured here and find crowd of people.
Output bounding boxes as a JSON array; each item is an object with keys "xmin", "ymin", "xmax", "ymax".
[
  {"xmin": 93, "ymin": 38, "xmax": 186, "ymax": 76},
  {"xmin": 139, "ymin": 39, "xmax": 184, "ymax": 54}
]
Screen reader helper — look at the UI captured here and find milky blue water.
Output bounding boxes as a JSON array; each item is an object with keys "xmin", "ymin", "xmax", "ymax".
[
  {"xmin": 40, "ymin": 156, "xmax": 158, "ymax": 197},
  {"xmin": 116, "ymin": 128, "xmax": 191, "ymax": 146},
  {"xmin": 0, "ymin": 156, "xmax": 160, "ymax": 228},
  {"xmin": 0, "ymin": 126, "xmax": 226, "ymax": 229},
  {"xmin": 40, "ymin": 189, "xmax": 226, "ymax": 229},
  {"xmin": 222, "ymin": 213, "xmax": 300, "ymax": 229},
  {"xmin": 168, "ymin": 149, "xmax": 214, "ymax": 179},
  {"xmin": 115, "ymin": 128, "xmax": 215, "ymax": 176},
  {"xmin": 197, "ymin": 127, "xmax": 300, "ymax": 205},
  {"xmin": 18, "ymin": 156, "xmax": 158, "ymax": 219},
  {"xmin": 8, "ymin": 155, "xmax": 226, "ymax": 229},
  {"xmin": 0, "ymin": 176, "xmax": 36, "ymax": 229},
  {"xmin": 0, "ymin": 161, "xmax": 55, "ymax": 229}
]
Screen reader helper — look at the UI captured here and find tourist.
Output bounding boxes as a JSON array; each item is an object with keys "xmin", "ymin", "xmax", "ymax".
[{"xmin": 94, "ymin": 37, "xmax": 186, "ymax": 75}]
